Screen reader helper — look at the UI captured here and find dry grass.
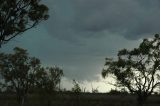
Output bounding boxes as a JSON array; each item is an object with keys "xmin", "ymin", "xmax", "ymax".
[{"xmin": 0, "ymin": 93, "xmax": 160, "ymax": 106}]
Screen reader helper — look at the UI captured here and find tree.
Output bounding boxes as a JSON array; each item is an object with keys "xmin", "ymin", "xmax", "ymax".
[
  {"xmin": 91, "ymin": 83, "xmax": 99, "ymax": 93},
  {"xmin": 102, "ymin": 34, "xmax": 160, "ymax": 106},
  {"xmin": 0, "ymin": 0, "xmax": 49, "ymax": 46},
  {"xmin": 71, "ymin": 80, "xmax": 82, "ymax": 106},
  {"xmin": 36, "ymin": 66, "xmax": 63, "ymax": 93},
  {"xmin": 35, "ymin": 66, "xmax": 63, "ymax": 106},
  {"xmin": 91, "ymin": 88, "xmax": 99, "ymax": 93},
  {"xmin": 71, "ymin": 80, "xmax": 82, "ymax": 93},
  {"xmin": 0, "ymin": 47, "xmax": 41, "ymax": 106}
]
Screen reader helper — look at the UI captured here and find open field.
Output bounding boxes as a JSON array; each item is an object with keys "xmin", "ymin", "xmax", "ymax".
[{"xmin": 0, "ymin": 93, "xmax": 160, "ymax": 106}]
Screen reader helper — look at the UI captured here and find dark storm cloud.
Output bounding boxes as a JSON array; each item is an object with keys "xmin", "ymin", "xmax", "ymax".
[
  {"xmin": 44, "ymin": 0, "xmax": 160, "ymax": 41},
  {"xmin": 39, "ymin": 0, "xmax": 160, "ymax": 80}
]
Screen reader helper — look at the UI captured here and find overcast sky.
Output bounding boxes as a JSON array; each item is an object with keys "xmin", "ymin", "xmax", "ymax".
[{"xmin": 1, "ymin": 0, "xmax": 160, "ymax": 92}]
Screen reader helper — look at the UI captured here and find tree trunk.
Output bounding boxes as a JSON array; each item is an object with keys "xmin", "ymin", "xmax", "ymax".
[
  {"xmin": 47, "ymin": 96, "xmax": 52, "ymax": 106},
  {"xmin": 17, "ymin": 94, "xmax": 26, "ymax": 106},
  {"xmin": 21, "ymin": 96, "xmax": 25, "ymax": 106}
]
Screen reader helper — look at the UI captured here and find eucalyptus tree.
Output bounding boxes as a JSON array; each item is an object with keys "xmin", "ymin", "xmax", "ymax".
[
  {"xmin": 36, "ymin": 66, "xmax": 63, "ymax": 93},
  {"xmin": 0, "ymin": 0, "xmax": 49, "ymax": 46},
  {"xmin": 36, "ymin": 66, "xmax": 63, "ymax": 106},
  {"xmin": 0, "ymin": 47, "xmax": 41, "ymax": 106},
  {"xmin": 71, "ymin": 80, "xmax": 82, "ymax": 93},
  {"xmin": 102, "ymin": 34, "xmax": 160, "ymax": 106}
]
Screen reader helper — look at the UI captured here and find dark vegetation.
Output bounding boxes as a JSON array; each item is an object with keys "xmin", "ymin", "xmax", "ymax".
[
  {"xmin": 0, "ymin": 0, "xmax": 49, "ymax": 47},
  {"xmin": 0, "ymin": 1, "xmax": 160, "ymax": 106},
  {"xmin": 0, "ymin": 92, "xmax": 160, "ymax": 106},
  {"xmin": 102, "ymin": 34, "xmax": 160, "ymax": 106},
  {"xmin": 0, "ymin": 47, "xmax": 63, "ymax": 106},
  {"xmin": 0, "ymin": 45, "xmax": 160, "ymax": 106}
]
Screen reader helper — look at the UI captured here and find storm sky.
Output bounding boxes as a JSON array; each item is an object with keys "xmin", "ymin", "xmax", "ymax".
[{"xmin": 2, "ymin": 0, "xmax": 160, "ymax": 92}]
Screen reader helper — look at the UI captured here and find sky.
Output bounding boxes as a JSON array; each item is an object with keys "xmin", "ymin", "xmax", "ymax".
[{"xmin": 1, "ymin": 0, "xmax": 160, "ymax": 92}]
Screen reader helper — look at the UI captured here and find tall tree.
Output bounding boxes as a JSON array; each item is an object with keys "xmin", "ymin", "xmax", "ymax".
[
  {"xmin": 0, "ymin": 0, "xmax": 49, "ymax": 46},
  {"xmin": 36, "ymin": 66, "xmax": 63, "ymax": 93},
  {"xmin": 71, "ymin": 80, "xmax": 82, "ymax": 93},
  {"xmin": 0, "ymin": 47, "xmax": 41, "ymax": 106},
  {"xmin": 102, "ymin": 34, "xmax": 160, "ymax": 106},
  {"xmin": 36, "ymin": 66, "xmax": 63, "ymax": 106}
]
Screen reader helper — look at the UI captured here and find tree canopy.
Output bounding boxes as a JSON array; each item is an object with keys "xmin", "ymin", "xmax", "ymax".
[
  {"xmin": 102, "ymin": 34, "xmax": 160, "ymax": 106},
  {"xmin": 0, "ymin": 47, "xmax": 41, "ymax": 105},
  {"xmin": 0, "ymin": 47, "xmax": 63, "ymax": 106},
  {"xmin": 71, "ymin": 80, "xmax": 82, "ymax": 93},
  {"xmin": 36, "ymin": 66, "xmax": 63, "ymax": 93},
  {"xmin": 0, "ymin": 0, "xmax": 49, "ymax": 46}
]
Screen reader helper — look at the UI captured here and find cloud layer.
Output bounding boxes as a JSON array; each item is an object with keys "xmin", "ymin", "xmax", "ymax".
[
  {"xmin": 45, "ymin": 0, "xmax": 160, "ymax": 41},
  {"xmin": 2, "ymin": 0, "xmax": 160, "ymax": 83}
]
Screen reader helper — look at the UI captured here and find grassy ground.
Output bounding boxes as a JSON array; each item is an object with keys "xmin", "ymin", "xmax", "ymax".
[{"xmin": 0, "ymin": 93, "xmax": 160, "ymax": 106}]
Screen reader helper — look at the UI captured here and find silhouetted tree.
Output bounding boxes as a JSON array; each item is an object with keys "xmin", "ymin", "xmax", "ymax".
[
  {"xmin": 102, "ymin": 34, "xmax": 160, "ymax": 106},
  {"xmin": 0, "ymin": 0, "xmax": 49, "ymax": 46},
  {"xmin": 0, "ymin": 47, "xmax": 41, "ymax": 106},
  {"xmin": 108, "ymin": 88, "xmax": 128, "ymax": 95},
  {"xmin": 108, "ymin": 89, "xmax": 121, "ymax": 95},
  {"xmin": 71, "ymin": 80, "xmax": 81, "ymax": 93},
  {"xmin": 91, "ymin": 84, "xmax": 99, "ymax": 93},
  {"xmin": 71, "ymin": 80, "xmax": 82, "ymax": 106},
  {"xmin": 36, "ymin": 66, "xmax": 63, "ymax": 106},
  {"xmin": 36, "ymin": 66, "xmax": 63, "ymax": 93}
]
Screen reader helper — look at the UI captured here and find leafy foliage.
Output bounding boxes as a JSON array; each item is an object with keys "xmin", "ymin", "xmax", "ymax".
[
  {"xmin": 35, "ymin": 66, "xmax": 63, "ymax": 106},
  {"xmin": 0, "ymin": 47, "xmax": 64, "ymax": 106},
  {"xmin": 102, "ymin": 34, "xmax": 160, "ymax": 106},
  {"xmin": 36, "ymin": 66, "xmax": 63, "ymax": 94},
  {"xmin": 0, "ymin": 0, "xmax": 49, "ymax": 46},
  {"xmin": 71, "ymin": 80, "xmax": 82, "ymax": 93},
  {"xmin": 0, "ymin": 47, "xmax": 41, "ymax": 105}
]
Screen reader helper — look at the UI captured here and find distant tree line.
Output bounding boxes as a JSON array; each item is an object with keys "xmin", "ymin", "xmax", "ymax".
[{"xmin": 0, "ymin": 47, "xmax": 102, "ymax": 106}]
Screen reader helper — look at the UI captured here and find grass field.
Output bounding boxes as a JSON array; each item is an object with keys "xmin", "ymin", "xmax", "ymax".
[{"xmin": 0, "ymin": 93, "xmax": 160, "ymax": 106}]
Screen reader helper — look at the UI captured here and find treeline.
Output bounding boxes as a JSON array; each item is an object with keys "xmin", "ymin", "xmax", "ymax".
[
  {"xmin": 0, "ymin": 47, "xmax": 63, "ymax": 106},
  {"xmin": 0, "ymin": 47, "xmax": 129, "ymax": 106}
]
